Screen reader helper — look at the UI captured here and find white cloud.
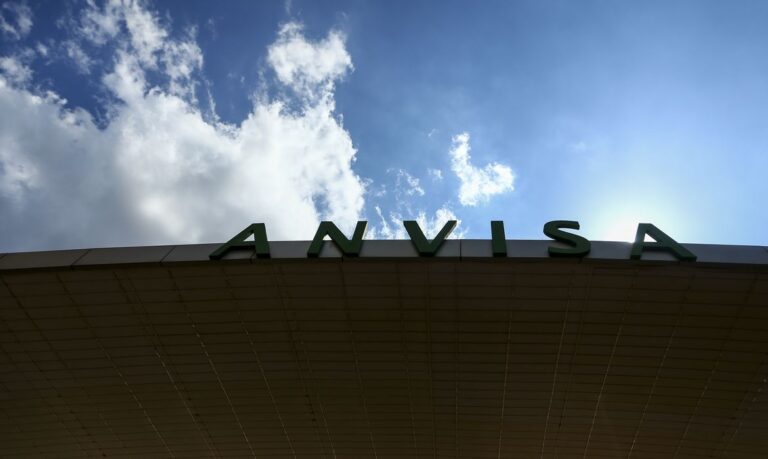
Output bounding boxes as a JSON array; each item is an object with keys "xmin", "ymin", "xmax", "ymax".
[
  {"xmin": 363, "ymin": 178, "xmax": 386, "ymax": 198},
  {"xmin": 0, "ymin": 2, "xmax": 32, "ymax": 40},
  {"xmin": 428, "ymin": 168, "xmax": 443, "ymax": 180},
  {"xmin": 35, "ymin": 42, "xmax": 48, "ymax": 57},
  {"xmin": 120, "ymin": 0, "xmax": 167, "ymax": 66},
  {"xmin": 449, "ymin": 132, "xmax": 514, "ymax": 206},
  {"xmin": 78, "ymin": 0, "xmax": 122, "ymax": 44},
  {"xmin": 372, "ymin": 205, "xmax": 396, "ymax": 239},
  {"xmin": 160, "ymin": 31, "xmax": 203, "ymax": 98},
  {"xmin": 367, "ymin": 166, "xmax": 465, "ymax": 240},
  {"xmin": 0, "ymin": 55, "xmax": 31, "ymax": 84},
  {"xmin": 396, "ymin": 169, "xmax": 424, "ymax": 197},
  {"xmin": 267, "ymin": 22, "xmax": 352, "ymax": 100},
  {"xmin": 64, "ymin": 40, "xmax": 93, "ymax": 74},
  {"xmin": 372, "ymin": 205, "xmax": 464, "ymax": 240},
  {"xmin": 74, "ymin": 0, "xmax": 203, "ymax": 99},
  {"xmin": 0, "ymin": 2, "xmax": 365, "ymax": 251},
  {"xmin": 414, "ymin": 206, "xmax": 464, "ymax": 239}
]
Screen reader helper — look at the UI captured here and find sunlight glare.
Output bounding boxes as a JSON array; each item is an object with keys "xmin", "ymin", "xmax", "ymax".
[{"xmin": 600, "ymin": 216, "xmax": 638, "ymax": 242}]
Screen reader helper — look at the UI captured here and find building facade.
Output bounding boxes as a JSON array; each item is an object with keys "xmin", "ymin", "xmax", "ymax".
[{"xmin": 1, "ymin": 239, "xmax": 767, "ymax": 457}]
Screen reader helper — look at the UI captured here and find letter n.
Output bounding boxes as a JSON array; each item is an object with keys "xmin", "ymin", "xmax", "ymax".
[{"xmin": 307, "ymin": 221, "xmax": 368, "ymax": 257}]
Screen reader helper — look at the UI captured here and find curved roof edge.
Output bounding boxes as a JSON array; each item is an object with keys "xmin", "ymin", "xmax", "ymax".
[{"xmin": 1, "ymin": 240, "xmax": 767, "ymax": 271}]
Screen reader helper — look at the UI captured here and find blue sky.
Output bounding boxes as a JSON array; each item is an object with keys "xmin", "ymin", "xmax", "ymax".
[{"xmin": 0, "ymin": 0, "xmax": 766, "ymax": 251}]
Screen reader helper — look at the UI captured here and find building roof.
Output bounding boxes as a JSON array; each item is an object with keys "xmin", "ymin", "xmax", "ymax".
[{"xmin": 1, "ymin": 240, "xmax": 767, "ymax": 457}]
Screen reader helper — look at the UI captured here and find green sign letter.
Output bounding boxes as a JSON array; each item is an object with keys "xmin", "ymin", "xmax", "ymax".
[
  {"xmin": 544, "ymin": 220, "xmax": 591, "ymax": 257},
  {"xmin": 307, "ymin": 221, "xmax": 368, "ymax": 257},
  {"xmin": 404, "ymin": 220, "xmax": 457, "ymax": 256},
  {"xmin": 630, "ymin": 223, "xmax": 696, "ymax": 261},
  {"xmin": 209, "ymin": 223, "xmax": 270, "ymax": 260},
  {"xmin": 491, "ymin": 221, "xmax": 507, "ymax": 257}
]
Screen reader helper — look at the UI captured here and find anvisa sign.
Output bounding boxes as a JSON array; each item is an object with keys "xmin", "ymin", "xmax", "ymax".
[{"xmin": 210, "ymin": 220, "xmax": 697, "ymax": 261}]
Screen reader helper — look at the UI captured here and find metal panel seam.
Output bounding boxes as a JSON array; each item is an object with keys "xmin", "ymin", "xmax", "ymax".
[
  {"xmin": 70, "ymin": 249, "xmax": 90, "ymax": 267},
  {"xmin": 158, "ymin": 245, "xmax": 178, "ymax": 263}
]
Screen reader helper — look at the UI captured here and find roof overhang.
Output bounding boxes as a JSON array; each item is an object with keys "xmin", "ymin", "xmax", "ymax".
[{"xmin": 1, "ymin": 240, "xmax": 767, "ymax": 456}]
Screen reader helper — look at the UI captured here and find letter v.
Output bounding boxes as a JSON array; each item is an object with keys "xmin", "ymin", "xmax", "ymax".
[{"xmin": 403, "ymin": 220, "xmax": 457, "ymax": 256}]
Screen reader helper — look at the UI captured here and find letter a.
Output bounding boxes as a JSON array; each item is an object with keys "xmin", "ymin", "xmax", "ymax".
[
  {"xmin": 209, "ymin": 223, "xmax": 270, "ymax": 260},
  {"xmin": 630, "ymin": 223, "xmax": 696, "ymax": 261}
]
